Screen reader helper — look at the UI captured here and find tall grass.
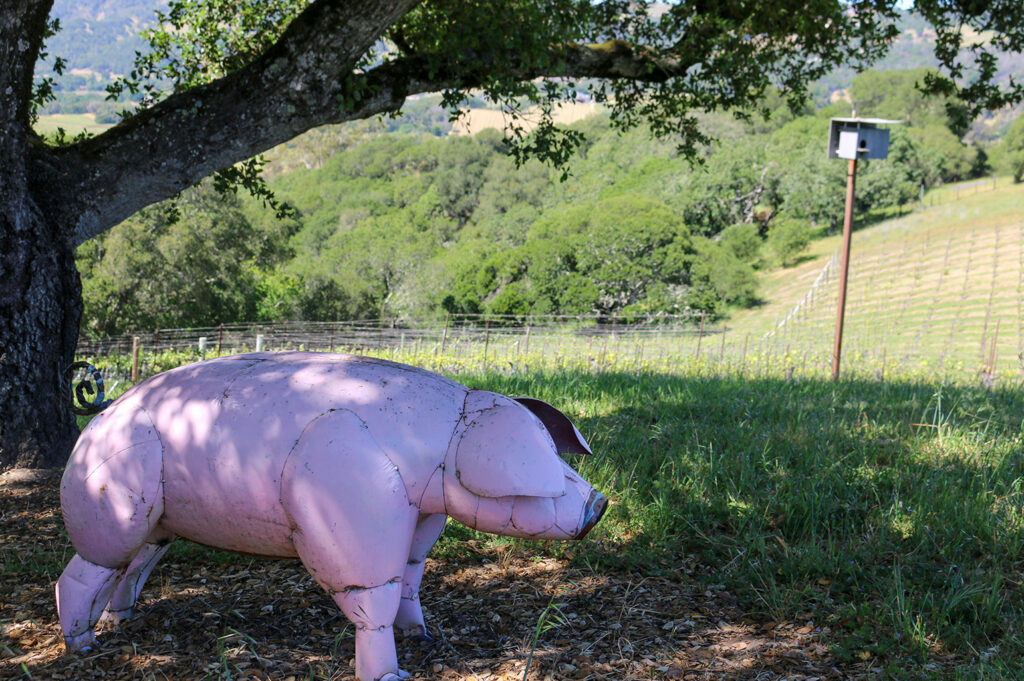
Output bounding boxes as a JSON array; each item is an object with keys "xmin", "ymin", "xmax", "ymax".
[{"xmin": 453, "ymin": 365, "xmax": 1024, "ymax": 679}]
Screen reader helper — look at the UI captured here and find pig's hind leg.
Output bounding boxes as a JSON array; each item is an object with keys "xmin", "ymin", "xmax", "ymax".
[
  {"xmin": 100, "ymin": 530, "xmax": 176, "ymax": 625},
  {"xmin": 57, "ymin": 404, "xmax": 165, "ymax": 651},
  {"xmin": 282, "ymin": 410, "xmax": 419, "ymax": 681},
  {"xmin": 394, "ymin": 513, "xmax": 447, "ymax": 640}
]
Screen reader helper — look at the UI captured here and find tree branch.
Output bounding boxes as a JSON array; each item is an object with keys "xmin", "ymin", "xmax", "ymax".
[
  {"xmin": 56, "ymin": 0, "xmax": 421, "ymax": 246},
  {"xmin": 49, "ymin": 4, "xmax": 692, "ymax": 246}
]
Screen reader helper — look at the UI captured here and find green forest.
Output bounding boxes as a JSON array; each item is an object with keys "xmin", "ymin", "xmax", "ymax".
[{"xmin": 76, "ymin": 68, "xmax": 1024, "ymax": 337}]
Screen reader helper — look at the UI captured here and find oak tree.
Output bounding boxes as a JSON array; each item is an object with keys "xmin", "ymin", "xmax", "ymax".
[{"xmin": 2, "ymin": 0, "xmax": 1023, "ymax": 468}]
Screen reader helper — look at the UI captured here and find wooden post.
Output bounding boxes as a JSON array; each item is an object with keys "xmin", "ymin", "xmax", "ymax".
[
  {"xmin": 524, "ymin": 325, "xmax": 531, "ymax": 356},
  {"xmin": 131, "ymin": 336, "xmax": 140, "ymax": 383},
  {"xmin": 988, "ymin": 319, "xmax": 1001, "ymax": 377},
  {"xmin": 440, "ymin": 312, "xmax": 450, "ymax": 355},
  {"xmin": 695, "ymin": 311, "xmax": 706, "ymax": 357},
  {"xmin": 719, "ymin": 325, "xmax": 727, "ymax": 362},
  {"xmin": 832, "ymin": 158, "xmax": 858, "ymax": 381},
  {"xmin": 483, "ymin": 318, "xmax": 491, "ymax": 360},
  {"xmin": 217, "ymin": 323, "xmax": 224, "ymax": 355}
]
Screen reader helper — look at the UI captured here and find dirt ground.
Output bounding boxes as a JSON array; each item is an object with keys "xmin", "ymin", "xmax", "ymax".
[{"xmin": 1, "ymin": 470, "xmax": 864, "ymax": 681}]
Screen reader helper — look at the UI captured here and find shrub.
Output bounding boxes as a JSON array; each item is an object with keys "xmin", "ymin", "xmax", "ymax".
[{"xmin": 768, "ymin": 219, "xmax": 810, "ymax": 267}]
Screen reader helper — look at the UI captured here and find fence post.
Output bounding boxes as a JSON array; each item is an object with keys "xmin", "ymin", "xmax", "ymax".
[
  {"xmin": 440, "ymin": 312, "xmax": 450, "ymax": 355},
  {"xmin": 217, "ymin": 323, "xmax": 224, "ymax": 355},
  {"xmin": 694, "ymin": 311, "xmax": 706, "ymax": 357},
  {"xmin": 524, "ymin": 325, "xmax": 531, "ymax": 356},
  {"xmin": 483, "ymin": 318, "xmax": 491, "ymax": 360},
  {"xmin": 256, "ymin": 334, "xmax": 265, "ymax": 352},
  {"xmin": 131, "ymin": 336, "xmax": 140, "ymax": 383},
  {"xmin": 719, "ymin": 325, "xmax": 727, "ymax": 362},
  {"xmin": 988, "ymin": 319, "xmax": 1001, "ymax": 377}
]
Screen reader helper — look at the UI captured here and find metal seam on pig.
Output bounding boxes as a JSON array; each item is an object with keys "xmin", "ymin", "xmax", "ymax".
[
  {"xmin": 135, "ymin": 403, "xmax": 168, "ymax": 520},
  {"xmin": 277, "ymin": 406, "xmax": 340, "ymax": 538},
  {"xmin": 439, "ymin": 394, "xmax": 472, "ymax": 518},
  {"xmin": 416, "ymin": 465, "xmax": 443, "ymax": 512},
  {"xmin": 215, "ymin": 359, "xmax": 266, "ymax": 406},
  {"xmin": 340, "ymin": 576, "xmax": 404, "ymax": 593}
]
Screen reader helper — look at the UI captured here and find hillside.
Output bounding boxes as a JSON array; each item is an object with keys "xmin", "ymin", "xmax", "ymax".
[{"xmin": 730, "ymin": 179, "xmax": 1024, "ymax": 379}]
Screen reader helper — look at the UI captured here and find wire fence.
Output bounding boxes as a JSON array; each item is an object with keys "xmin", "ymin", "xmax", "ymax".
[{"xmin": 75, "ymin": 312, "xmax": 748, "ymax": 384}]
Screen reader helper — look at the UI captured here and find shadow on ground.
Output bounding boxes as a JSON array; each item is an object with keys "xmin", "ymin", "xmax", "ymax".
[{"xmin": 1, "ymin": 470, "xmax": 852, "ymax": 681}]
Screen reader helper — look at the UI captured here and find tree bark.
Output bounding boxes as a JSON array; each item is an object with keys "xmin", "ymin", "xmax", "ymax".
[{"xmin": 0, "ymin": 180, "xmax": 84, "ymax": 469}]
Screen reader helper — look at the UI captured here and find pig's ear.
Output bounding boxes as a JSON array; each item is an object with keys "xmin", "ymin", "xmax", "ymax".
[
  {"xmin": 454, "ymin": 392, "xmax": 566, "ymax": 498},
  {"xmin": 513, "ymin": 397, "xmax": 592, "ymax": 456}
]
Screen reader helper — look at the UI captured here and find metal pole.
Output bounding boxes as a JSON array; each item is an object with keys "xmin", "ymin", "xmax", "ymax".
[{"xmin": 832, "ymin": 158, "xmax": 858, "ymax": 381}]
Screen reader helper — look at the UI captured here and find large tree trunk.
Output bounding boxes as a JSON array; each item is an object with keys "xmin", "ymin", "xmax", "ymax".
[
  {"xmin": 0, "ymin": 0, "xmax": 81, "ymax": 469},
  {"xmin": 0, "ymin": 168, "xmax": 83, "ymax": 469}
]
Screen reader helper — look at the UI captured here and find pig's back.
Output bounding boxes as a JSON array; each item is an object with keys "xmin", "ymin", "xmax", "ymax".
[{"xmin": 123, "ymin": 352, "xmax": 467, "ymax": 555}]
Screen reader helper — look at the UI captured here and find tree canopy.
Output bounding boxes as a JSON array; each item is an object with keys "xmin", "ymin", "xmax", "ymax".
[{"xmin": 3, "ymin": 0, "xmax": 1024, "ymax": 468}]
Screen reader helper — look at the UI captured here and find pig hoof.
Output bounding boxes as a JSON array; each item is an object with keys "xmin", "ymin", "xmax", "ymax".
[
  {"xmin": 397, "ymin": 623, "xmax": 432, "ymax": 641},
  {"xmin": 377, "ymin": 672, "xmax": 411, "ymax": 681},
  {"xmin": 64, "ymin": 631, "xmax": 98, "ymax": 653},
  {"xmin": 99, "ymin": 607, "xmax": 133, "ymax": 626}
]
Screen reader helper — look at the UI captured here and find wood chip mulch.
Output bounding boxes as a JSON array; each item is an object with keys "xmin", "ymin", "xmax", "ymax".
[{"xmin": 1, "ymin": 470, "xmax": 869, "ymax": 680}]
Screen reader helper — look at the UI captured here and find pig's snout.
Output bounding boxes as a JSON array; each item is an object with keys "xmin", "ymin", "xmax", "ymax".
[{"xmin": 575, "ymin": 489, "xmax": 607, "ymax": 539}]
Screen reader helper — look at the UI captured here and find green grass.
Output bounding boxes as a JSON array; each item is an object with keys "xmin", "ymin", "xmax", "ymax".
[
  {"xmin": 70, "ymin": 346, "xmax": 1024, "ymax": 679},
  {"xmin": 32, "ymin": 113, "xmax": 113, "ymax": 138},
  {"xmin": 451, "ymin": 366, "xmax": 1024, "ymax": 679}
]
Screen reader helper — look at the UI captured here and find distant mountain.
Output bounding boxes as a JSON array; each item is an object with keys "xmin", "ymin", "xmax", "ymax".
[{"xmin": 39, "ymin": 0, "xmax": 162, "ymax": 81}]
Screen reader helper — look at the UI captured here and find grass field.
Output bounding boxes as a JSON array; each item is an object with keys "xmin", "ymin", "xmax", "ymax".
[
  {"xmin": 461, "ymin": 365, "xmax": 1024, "ymax": 679},
  {"xmin": 32, "ymin": 113, "xmax": 113, "ymax": 138}
]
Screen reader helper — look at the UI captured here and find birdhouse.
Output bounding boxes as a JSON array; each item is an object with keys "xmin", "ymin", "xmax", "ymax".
[{"xmin": 827, "ymin": 118, "xmax": 901, "ymax": 160}]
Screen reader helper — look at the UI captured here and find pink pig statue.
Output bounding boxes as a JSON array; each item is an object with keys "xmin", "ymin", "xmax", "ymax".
[{"xmin": 56, "ymin": 352, "xmax": 607, "ymax": 681}]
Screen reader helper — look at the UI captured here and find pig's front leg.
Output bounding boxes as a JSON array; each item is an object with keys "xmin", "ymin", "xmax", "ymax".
[
  {"xmin": 395, "ymin": 513, "xmax": 447, "ymax": 639},
  {"xmin": 282, "ymin": 410, "xmax": 419, "ymax": 681}
]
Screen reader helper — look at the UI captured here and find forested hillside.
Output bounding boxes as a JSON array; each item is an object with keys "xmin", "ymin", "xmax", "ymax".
[{"xmin": 76, "ymin": 68, "xmax": 1023, "ymax": 338}]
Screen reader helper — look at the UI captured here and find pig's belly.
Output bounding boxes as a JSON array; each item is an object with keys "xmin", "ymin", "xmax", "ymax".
[
  {"xmin": 158, "ymin": 455, "xmax": 299, "ymax": 557},
  {"xmin": 151, "ymin": 381, "xmax": 310, "ymax": 557}
]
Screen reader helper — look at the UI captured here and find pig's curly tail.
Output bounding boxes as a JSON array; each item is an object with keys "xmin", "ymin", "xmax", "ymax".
[{"xmin": 65, "ymin": 361, "xmax": 113, "ymax": 416}]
